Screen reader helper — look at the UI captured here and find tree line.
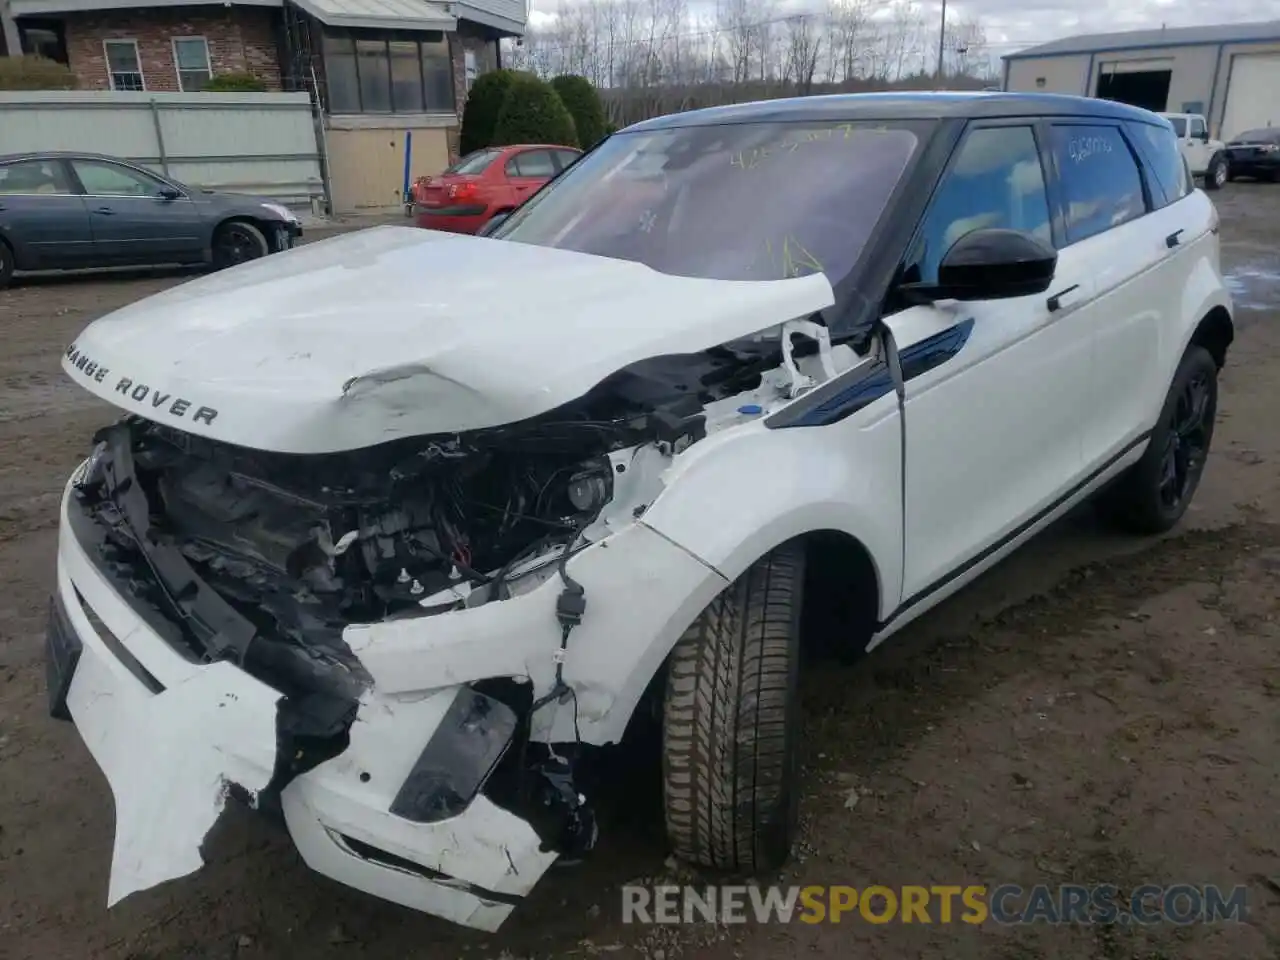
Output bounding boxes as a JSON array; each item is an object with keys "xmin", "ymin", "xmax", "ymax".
[{"xmin": 501, "ymin": 0, "xmax": 998, "ymax": 126}]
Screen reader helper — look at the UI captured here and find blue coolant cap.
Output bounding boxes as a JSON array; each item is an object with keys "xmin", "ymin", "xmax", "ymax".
[{"xmin": 738, "ymin": 404, "xmax": 763, "ymax": 415}]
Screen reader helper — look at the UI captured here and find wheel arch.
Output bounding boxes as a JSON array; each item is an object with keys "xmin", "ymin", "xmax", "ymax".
[
  {"xmin": 1189, "ymin": 304, "xmax": 1234, "ymax": 370},
  {"xmin": 209, "ymin": 215, "xmax": 275, "ymax": 258},
  {"xmin": 0, "ymin": 231, "xmax": 26, "ymax": 272},
  {"xmin": 614, "ymin": 524, "xmax": 885, "ymax": 745}
]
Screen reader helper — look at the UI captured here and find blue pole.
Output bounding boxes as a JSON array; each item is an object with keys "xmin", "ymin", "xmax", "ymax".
[{"xmin": 402, "ymin": 130, "xmax": 413, "ymax": 209}]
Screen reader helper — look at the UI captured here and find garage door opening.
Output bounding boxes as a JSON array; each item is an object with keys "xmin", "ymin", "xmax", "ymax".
[{"xmin": 1095, "ymin": 61, "xmax": 1172, "ymax": 112}]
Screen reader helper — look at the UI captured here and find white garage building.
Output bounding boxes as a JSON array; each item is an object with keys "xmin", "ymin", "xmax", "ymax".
[{"xmin": 1002, "ymin": 20, "xmax": 1280, "ymax": 140}]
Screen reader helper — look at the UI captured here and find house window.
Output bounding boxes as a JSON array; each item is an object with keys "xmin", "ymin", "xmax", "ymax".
[
  {"xmin": 104, "ymin": 39, "xmax": 144, "ymax": 91},
  {"xmin": 19, "ymin": 20, "xmax": 68, "ymax": 64},
  {"xmin": 173, "ymin": 37, "xmax": 212, "ymax": 91},
  {"xmin": 322, "ymin": 31, "xmax": 454, "ymax": 115}
]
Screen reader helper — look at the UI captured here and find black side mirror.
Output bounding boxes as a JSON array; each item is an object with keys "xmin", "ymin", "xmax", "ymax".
[
  {"xmin": 478, "ymin": 212, "xmax": 510, "ymax": 237},
  {"xmin": 900, "ymin": 228, "xmax": 1057, "ymax": 303},
  {"xmin": 157, "ymin": 186, "xmax": 182, "ymax": 201},
  {"xmin": 1198, "ymin": 131, "xmax": 1211, "ymax": 142}
]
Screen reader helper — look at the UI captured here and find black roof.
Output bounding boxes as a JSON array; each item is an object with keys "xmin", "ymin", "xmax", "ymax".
[{"xmin": 626, "ymin": 91, "xmax": 1164, "ymax": 132}]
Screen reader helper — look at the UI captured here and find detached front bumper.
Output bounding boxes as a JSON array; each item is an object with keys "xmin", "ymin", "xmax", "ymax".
[
  {"xmin": 48, "ymin": 476, "xmax": 557, "ymax": 931},
  {"xmin": 274, "ymin": 220, "xmax": 303, "ymax": 251}
]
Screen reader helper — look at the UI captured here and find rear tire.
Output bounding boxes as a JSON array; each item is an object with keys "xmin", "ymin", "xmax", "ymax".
[
  {"xmin": 661, "ymin": 542, "xmax": 805, "ymax": 873},
  {"xmin": 1096, "ymin": 346, "xmax": 1218, "ymax": 535},
  {"xmin": 212, "ymin": 220, "xmax": 269, "ymax": 269},
  {"xmin": 0, "ymin": 240, "xmax": 13, "ymax": 289}
]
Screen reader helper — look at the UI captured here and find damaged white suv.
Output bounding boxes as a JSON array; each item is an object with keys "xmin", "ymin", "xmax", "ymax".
[{"xmin": 49, "ymin": 92, "xmax": 1232, "ymax": 930}]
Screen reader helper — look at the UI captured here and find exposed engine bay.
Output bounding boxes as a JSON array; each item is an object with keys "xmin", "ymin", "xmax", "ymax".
[{"xmin": 64, "ymin": 338, "xmax": 825, "ymax": 860}]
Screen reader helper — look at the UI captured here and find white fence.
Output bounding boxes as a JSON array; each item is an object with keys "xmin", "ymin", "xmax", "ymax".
[{"xmin": 0, "ymin": 90, "xmax": 327, "ymax": 210}]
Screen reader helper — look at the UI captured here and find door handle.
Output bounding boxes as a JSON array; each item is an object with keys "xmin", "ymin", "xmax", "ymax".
[
  {"xmin": 1165, "ymin": 229, "xmax": 1184, "ymax": 248},
  {"xmin": 93, "ymin": 207, "xmax": 116, "ymax": 215},
  {"xmin": 1046, "ymin": 284, "xmax": 1080, "ymax": 312}
]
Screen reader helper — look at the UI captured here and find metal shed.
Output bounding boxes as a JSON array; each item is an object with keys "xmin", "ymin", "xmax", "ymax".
[{"xmin": 1002, "ymin": 20, "xmax": 1280, "ymax": 140}]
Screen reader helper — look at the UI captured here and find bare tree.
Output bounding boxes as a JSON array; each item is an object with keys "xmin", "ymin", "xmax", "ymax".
[
  {"xmin": 783, "ymin": 14, "xmax": 822, "ymax": 95},
  {"xmin": 494, "ymin": 0, "xmax": 995, "ymax": 128},
  {"xmin": 945, "ymin": 13, "xmax": 993, "ymax": 79},
  {"xmin": 825, "ymin": 0, "xmax": 871, "ymax": 82},
  {"xmin": 882, "ymin": 0, "xmax": 926, "ymax": 82}
]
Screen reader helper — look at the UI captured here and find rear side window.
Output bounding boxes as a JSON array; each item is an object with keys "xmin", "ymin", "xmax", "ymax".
[
  {"xmin": 1128, "ymin": 121, "xmax": 1190, "ymax": 208},
  {"xmin": 506, "ymin": 150, "xmax": 556, "ymax": 178},
  {"xmin": 0, "ymin": 159, "xmax": 74, "ymax": 195},
  {"xmin": 1049, "ymin": 125, "xmax": 1146, "ymax": 245},
  {"xmin": 1167, "ymin": 116, "xmax": 1187, "ymax": 136},
  {"xmin": 554, "ymin": 149, "xmax": 580, "ymax": 170}
]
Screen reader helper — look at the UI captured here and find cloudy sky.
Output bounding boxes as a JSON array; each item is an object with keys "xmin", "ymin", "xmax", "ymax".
[{"xmin": 526, "ymin": 0, "xmax": 1280, "ymax": 61}]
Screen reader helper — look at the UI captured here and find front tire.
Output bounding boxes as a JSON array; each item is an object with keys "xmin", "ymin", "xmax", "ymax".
[
  {"xmin": 1097, "ymin": 346, "xmax": 1218, "ymax": 535},
  {"xmin": 662, "ymin": 542, "xmax": 805, "ymax": 873},
  {"xmin": 1205, "ymin": 154, "xmax": 1227, "ymax": 190},
  {"xmin": 212, "ymin": 220, "xmax": 269, "ymax": 269}
]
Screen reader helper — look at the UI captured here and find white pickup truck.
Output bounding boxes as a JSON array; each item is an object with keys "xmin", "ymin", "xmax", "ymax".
[{"xmin": 1158, "ymin": 112, "xmax": 1228, "ymax": 189}]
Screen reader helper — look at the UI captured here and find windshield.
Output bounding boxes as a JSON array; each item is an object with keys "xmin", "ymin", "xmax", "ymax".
[
  {"xmin": 446, "ymin": 149, "xmax": 501, "ymax": 175},
  {"xmin": 1235, "ymin": 128, "xmax": 1279, "ymax": 142},
  {"xmin": 491, "ymin": 119, "xmax": 926, "ymax": 284}
]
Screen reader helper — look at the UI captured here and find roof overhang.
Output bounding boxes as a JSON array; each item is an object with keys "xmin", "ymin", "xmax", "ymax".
[
  {"xmin": 291, "ymin": 0, "xmax": 455, "ymax": 31},
  {"xmin": 11, "ymin": 0, "xmax": 280, "ymax": 14},
  {"xmin": 452, "ymin": 2, "xmax": 522, "ymax": 36}
]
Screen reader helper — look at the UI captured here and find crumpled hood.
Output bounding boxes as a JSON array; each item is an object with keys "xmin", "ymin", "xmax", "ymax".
[{"xmin": 62, "ymin": 225, "xmax": 834, "ymax": 453}]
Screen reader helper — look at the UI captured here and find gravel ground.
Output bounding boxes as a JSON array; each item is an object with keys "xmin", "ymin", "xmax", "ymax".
[{"xmin": 1, "ymin": 191, "xmax": 1279, "ymax": 960}]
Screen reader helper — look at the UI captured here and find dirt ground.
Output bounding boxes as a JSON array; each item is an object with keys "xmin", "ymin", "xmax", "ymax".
[{"xmin": 1, "ymin": 192, "xmax": 1279, "ymax": 960}]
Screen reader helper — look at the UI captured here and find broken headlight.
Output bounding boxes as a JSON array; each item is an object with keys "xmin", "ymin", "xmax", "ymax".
[{"xmin": 74, "ymin": 440, "xmax": 108, "ymax": 490}]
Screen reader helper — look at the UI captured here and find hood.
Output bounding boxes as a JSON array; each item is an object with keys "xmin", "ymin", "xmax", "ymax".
[
  {"xmin": 62, "ymin": 226, "xmax": 834, "ymax": 454},
  {"xmin": 196, "ymin": 189, "xmax": 292, "ymax": 215}
]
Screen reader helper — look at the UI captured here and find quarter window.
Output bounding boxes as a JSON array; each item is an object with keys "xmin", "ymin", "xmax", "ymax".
[
  {"xmin": 1049, "ymin": 124, "xmax": 1146, "ymax": 245},
  {"xmin": 1128, "ymin": 121, "xmax": 1190, "ymax": 208},
  {"xmin": 0, "ymin": 160, "xmax": 74, "ymax": 195},
  {"xmin": 907, "ymin": 125, "xmax": 1052, "ymax": 284},
  {"xmin": 173, "ymin": 37, "xmax": 212, "ymax": 92},
  {"xmin": 104, "ymin": 39, "xmax": 144, "ymax": 91}
]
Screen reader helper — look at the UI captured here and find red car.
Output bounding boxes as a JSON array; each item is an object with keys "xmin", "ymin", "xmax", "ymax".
[{"xmin": 412, "ymin": 144, "xmax": 581, "ymax": 234}]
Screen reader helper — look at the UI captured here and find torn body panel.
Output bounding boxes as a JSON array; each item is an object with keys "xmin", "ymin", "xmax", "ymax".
[
  {"xmin": 56, "ymin": 494, "xmax": 280, "ymax": 905},
  {"xmin": 56, "ymin": 480, "xmax": 566, "ymax": 927}
]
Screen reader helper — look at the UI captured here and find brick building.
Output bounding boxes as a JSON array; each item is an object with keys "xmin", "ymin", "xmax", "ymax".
[{"xmin": 1, "ymin": 0, "xmax": 523, "ymax": 211}]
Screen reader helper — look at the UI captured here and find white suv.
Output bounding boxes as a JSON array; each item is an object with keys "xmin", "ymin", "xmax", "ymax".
[
  {"xmin": 1158, "ymin": 111, "xmax": 1229, "ymax": 188},
  {"xmin": 48, "ymin": 92, "xmax": 1233, "ymax": 931}
]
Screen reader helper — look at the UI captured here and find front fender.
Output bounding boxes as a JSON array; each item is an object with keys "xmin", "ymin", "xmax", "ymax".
[{"xmin": 640, "ymin": 406, "xmax": 903, "ymax": 620}]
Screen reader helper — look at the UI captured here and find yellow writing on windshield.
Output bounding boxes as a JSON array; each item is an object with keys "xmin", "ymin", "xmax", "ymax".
[
  {"xmin": 729, "ymin": 123, "xmax": 892, "ymax": 169},
  {"xmin": 781, "ymin": 235, "xmax": 824, "ymax": 278}
]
